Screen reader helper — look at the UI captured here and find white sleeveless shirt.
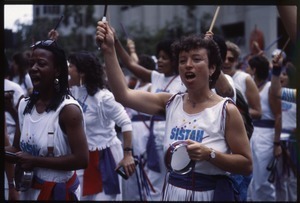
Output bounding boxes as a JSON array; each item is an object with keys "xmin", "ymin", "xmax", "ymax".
[
  {"xmin": 232, "ymin": 70, "xmax": 251, "ymax": 103},
  {"xmin": 164, "ymin": 94, "xmax": 232, "ymax": 175},
  {"xmin": 18, "ymin": 96, "xmax": 83, "ymax": 182}
]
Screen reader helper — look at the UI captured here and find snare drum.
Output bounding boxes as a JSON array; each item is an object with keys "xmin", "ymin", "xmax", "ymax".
[{"xmin": 164, "ymin": 140, "xmax": 194, "ymax": 175}]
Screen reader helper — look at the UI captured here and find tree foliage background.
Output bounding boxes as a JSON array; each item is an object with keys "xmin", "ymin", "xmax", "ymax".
[{"xmin": 5, "ymin": 5, "xmax": 215, "ymax": 65}]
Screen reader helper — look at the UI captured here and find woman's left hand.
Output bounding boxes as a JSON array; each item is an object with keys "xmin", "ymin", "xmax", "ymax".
[{"xmin": 116, "ymin": 153, "xmax": 136, "ymax": 177}]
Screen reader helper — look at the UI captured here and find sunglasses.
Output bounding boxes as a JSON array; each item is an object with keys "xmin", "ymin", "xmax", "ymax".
[{"xmin": 31, "ymin": 40, "xmax": 56, "ymax": 48}]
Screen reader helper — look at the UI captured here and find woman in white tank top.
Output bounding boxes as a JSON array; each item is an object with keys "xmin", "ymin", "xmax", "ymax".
[{"xmin": 96, "ymin": 22, "xmax": 252, "ymax": 201}]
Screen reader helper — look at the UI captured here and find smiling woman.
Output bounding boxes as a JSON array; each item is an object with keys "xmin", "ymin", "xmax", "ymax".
[{"xmin": 4, "ymin": 5, "xmax": 33, "ymax": 32}]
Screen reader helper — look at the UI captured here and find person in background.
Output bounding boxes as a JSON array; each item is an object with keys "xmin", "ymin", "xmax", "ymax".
[
  {"xmin": 4, "ymin": 53, "xmax": 25, "ymax": 146},
  {"xmin": 122, "ymin": 53, "xmax": 157, "ymax": 201},
  {"xmin": 205, "ymin": 32, "xmax": 236, "ymax": 102},
  {"xmin": 96, "ymin": 21, "xmax": 252, "ymax": 201},
  {"xmin": 270, "ymin": 55, "xmax": 297, "ymax": 201},
  {"xmin": 4, "ymin": 115, "xmax": 20, "ymax": 201},
  {"xmin": 11, "ymin": 51, "xmax": 33, "ymax": 97},
  {"xmin": 4, "ymin": 52, "xmax": 24, "ymax": 200},
  {"xmin": 5, "ymin": 39, "xmax": 89, "ymax": 200},
  {"xmin": 223, "ymin": 41, "xmax": 262, "ymax": 120},
  {"xmin": 246, "ymin": 55, "xmax": 282, "ymax": 201},
  {"xmin": 67, "ymin": 51, "xmax": 135, "ymax": 201}
]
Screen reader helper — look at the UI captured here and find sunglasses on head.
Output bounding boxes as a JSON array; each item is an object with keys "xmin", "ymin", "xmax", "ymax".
[
  {"xmin": 31, "ymin": 40, "xmax": 56, "ymax": 48},
  {"xmin": 226, "ymin": 56, "xmax": 235, "ymax": 63}
]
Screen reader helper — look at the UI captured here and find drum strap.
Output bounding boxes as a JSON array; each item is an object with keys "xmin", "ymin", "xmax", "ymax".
[{"xmin": 166, "ymin": 172, "xmax": 239, "ymax": 201}]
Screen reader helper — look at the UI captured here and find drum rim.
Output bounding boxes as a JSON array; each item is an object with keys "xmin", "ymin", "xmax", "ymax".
[{"xmin": 165, "ymin": 140, "xmax": 194, "ymax": 175}]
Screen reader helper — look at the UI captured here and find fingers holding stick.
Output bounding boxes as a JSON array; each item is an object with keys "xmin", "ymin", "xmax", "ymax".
[
  {"xmin": 98, "ymin": 3, "xmax": 108, "ymax": 50},
  {"xmin": 273, "ymin": 37, "xmax": 290, "ymax": 63},
  {"xmin": 48, "ymin": 15, "xmax": 63, "ymax": 40}
]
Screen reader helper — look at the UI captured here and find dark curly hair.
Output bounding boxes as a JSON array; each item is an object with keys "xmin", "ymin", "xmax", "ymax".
[
  {"xmin": 24, "ymin": 40, "xmax": 71, "ymax": 114},
  {"xmin": 248, "ymin": 55, "xmax": 270, "ymax": 81},
  {"xmin": 156, "ymin": 39, "xmax": 178, "ymax": 75},
  {"xmin": 68, "ymin": 51, "xmax": 106, "ymax": 96},
  {"xmin": 171, "ymin": 34, "xmax": 222, "ymax": 89}
]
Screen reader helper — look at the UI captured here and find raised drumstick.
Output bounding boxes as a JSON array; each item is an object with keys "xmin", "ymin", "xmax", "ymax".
[
  {"xmin": 208, "ymin": 6, "xmax": 220, "ymax": 33},
  {"xmin": 274, "ymin": 37, "xmax": 290, "ymax": 63}
]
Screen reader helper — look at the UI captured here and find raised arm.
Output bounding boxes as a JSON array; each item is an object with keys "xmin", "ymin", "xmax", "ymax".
[
  {"xmin": 113, "ymin": 27, "xmax": 152, "ymax": 83},
  {"xmin": 277, "ymin": 5, "xmax": 297, "ymax": 44},
  {"xmin": 126, "ymin": 38, "xmax": 139, "ymax": 63},
  {"xmin": 96, "ymin": 21, "xmax": 170, "ymax": 116}
]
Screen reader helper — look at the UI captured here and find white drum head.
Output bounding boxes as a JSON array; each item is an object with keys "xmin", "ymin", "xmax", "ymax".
[{"xmin": 171, "ymin": 145, "xmax": 190, "ymax": 171}]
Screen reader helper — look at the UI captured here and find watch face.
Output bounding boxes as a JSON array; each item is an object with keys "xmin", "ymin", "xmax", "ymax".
[{"xmin": 210, "ymin": 149, "xmax": 216, "ymax": 159}]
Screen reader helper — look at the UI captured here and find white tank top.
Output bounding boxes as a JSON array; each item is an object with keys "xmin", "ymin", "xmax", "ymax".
[
  {"xmin": 18, "ymin": 96, "xmax": 83, "ymax": 182},
  {"xmin": 164, "ymin": 94, "xmax": 232, "ymax": 175},
  {"xmin": 258, "ymin": 82, "xmax": 274, "ymax": 120},
  {"xmin": 232, "ymin": 70, "xmax": 250, "ymax": 103},
  {"xmin": 282, "ymin": 100, "xmax": 296, "ymax": 131}
]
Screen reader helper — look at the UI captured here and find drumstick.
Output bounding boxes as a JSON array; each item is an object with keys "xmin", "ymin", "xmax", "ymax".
[
  {"xmin": 274, "ymin": 37, "xmax": 290, "ymax": 63},
  {"xmin": 208, "ymin": 6, "xmax": 220, "ymax": 32},
  {"xmin": 102, "ymin": 1, "xmax": 108, "ymax": 22},
  {"xmin": 54, "ymin": 15, "xmax": 64, "ymax": 30},
  {"xmin": 264, "ymin": 35, "xmax": 282, "ymax": 51}
]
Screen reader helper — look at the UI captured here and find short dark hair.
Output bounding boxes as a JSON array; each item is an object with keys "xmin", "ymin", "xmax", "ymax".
[
  {"xmin": 156, "ymin": 39, "xmax": 178, "ymax": 74},
  {"xmin": 68, "ymin": 51, "xmax": 106, "ymax": 96},
  {"xmin": 213, "ymin": 35, "xmax": 227, "ymax": 62},
  {"xmin": 138, "ymin": 54, "xmax": 156, "ymax": 71},
  {"xmin": 172, "ymin": 34, "xmax": 222, "ymax": 89},
  {"xmin": 248, "ymin": 55, "xmax": 270, "ymax": 80}
]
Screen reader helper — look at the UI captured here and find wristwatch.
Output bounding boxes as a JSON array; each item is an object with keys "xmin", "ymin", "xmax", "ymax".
[{"xmin": 209, "ymin": 148, "xmax": 216, "ymax": 159}]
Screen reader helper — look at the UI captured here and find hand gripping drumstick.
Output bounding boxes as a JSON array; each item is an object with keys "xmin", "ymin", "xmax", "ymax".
[
  {"xmin": 98, "ymin": 2, "xmax": 108, "ymax": 50},
  {"xmin": 208, "ymin": 6, "xmax": 220, "ymax": 33},
  {"xmin": 274, "ymin": 37, "xmax": 290, "ymax": 63}
]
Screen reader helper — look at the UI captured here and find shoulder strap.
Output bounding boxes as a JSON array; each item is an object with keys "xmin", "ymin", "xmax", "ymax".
[{"xmin": 166, "ymin": 92, "xmax": 184, "ymax": 109}]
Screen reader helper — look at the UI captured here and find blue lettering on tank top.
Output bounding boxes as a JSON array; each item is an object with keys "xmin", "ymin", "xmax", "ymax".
[
  {"xmin": 196, "ymin": 130, "xmax": 204, "ymax": 142},
  {"xmin": 20, "ymin": 140, "xmax": 40, "ymax": 156},
  {"xmin": 169, "ymin": 127, "xmax": 204, "ymax": 142},
  {"xmin": 170, "ymin": 127, "xmax": 179, "ymax": 139}
]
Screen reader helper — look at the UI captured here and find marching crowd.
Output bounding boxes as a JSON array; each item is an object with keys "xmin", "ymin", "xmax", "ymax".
[{"xmin": 4, "ymin": 5, "xmax": 298, "ymax": 202}]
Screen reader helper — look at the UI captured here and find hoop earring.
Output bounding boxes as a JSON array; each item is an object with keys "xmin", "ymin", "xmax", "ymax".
[
  {"xmin": 209, "ymin": 75, "xmax": 212, "ymax": 83},
  {"xmin": 54, "ymin": 78, "xmax": 60, "ymax": 92}
]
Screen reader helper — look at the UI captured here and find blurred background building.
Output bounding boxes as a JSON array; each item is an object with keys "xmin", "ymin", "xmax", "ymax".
[{"xmin": 5, "ymin": 4, "xmax": 294, "ymax": 61}]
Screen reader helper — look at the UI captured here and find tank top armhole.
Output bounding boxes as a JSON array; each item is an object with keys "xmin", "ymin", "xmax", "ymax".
[
  {"xmin": 166, "ymin": 92, "xmax": 184, "ymax": 109},
  {"xmin": 221, "ymin": 98, "xmax": 235, "ymax": 132}
]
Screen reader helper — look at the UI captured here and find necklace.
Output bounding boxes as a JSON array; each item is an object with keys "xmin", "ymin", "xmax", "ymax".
[{"xmin": 187, "ymin": 92, "xmax": 214, "ymax": 108}]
